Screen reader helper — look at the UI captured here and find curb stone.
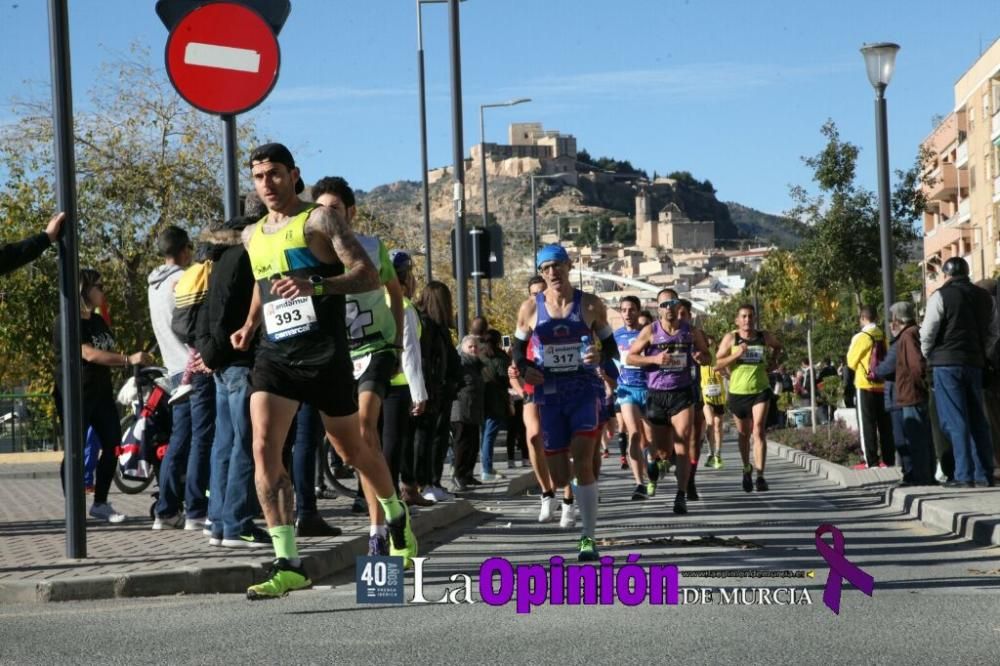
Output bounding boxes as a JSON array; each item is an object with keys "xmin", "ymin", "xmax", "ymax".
[
  {"xmin": 504, "ymin": 468, "xmax": 539, "ymax": 497},
  {"xmin": 0, "ymin": 498, "xmax": 478, "ymax": 604},
  {"xmin": 884, "ymin": 486, "xmax": 1000, "ymax": 547},
  {"xmin": 772, "ymin": 441, "xmax": 1000, "ymax": 546},
  {"xmin": 770, "ymin": 441, "xmax": 900, "ymax": 488}
]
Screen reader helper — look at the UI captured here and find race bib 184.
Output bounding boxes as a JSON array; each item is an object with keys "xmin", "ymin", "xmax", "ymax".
[
  {"xmin": 264, "ymin": 296, "xmax": 319, "ymax": 342},
  {"xmin": 742, "ymin": 346, "xmax": 765, "ymax": 364}
]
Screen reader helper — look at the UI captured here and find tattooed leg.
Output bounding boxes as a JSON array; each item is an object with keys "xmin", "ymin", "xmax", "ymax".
[{"xmin": 249, "ymin": 391, "xmax": 300, "ymax": 529}]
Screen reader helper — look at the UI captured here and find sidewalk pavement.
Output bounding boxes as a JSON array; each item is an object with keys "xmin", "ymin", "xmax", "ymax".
[
  {"xmin": 4, "ymin": 436, "xmax": 997, "ymax": 603},
  {"xmin": 770, "ymin": 440, "xmax": 1000, "ymax": 546},
  {"xmin": 0, "ymin": 451, "xmax": 539, "ymax": 603}
]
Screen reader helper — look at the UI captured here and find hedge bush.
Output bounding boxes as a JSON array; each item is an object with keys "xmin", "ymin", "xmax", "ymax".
[{"xmin": 770, "ymin": 422, "xmax": 863, "ymax": 467}]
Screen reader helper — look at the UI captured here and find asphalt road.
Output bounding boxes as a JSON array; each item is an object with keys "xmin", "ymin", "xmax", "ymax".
[{"xmin": 1, "ymin": 454, "xmax": 998, "ymax": 665}]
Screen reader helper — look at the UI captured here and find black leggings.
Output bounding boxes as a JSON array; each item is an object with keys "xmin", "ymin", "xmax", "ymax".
[
  {"xmin": 379, "ymin": 385, "xmax": 412, "ymax": 494},
  {"xmin": 58, "ymin": 391, "xmax": 122, "ymax": 504}
]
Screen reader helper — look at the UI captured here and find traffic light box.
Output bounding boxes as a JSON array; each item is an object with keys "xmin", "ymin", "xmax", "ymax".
[{"xmin": 450, "ymin": 225, "xmax": 504, "ymax": 279}]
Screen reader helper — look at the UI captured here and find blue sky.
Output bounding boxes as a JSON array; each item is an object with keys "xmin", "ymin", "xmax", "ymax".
[{"xmin": 2, "ymin": 0, "xmax": 1000, "ymax": 216}]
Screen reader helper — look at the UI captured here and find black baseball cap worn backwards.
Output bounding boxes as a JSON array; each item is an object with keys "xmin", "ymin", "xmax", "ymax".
[{"xmin": 249, "ymin": 142, "xmax": 304, "ymax": 194}]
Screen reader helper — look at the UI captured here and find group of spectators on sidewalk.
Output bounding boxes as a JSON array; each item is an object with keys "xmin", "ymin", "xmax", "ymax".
[
  {"xmin": 847, "ymin": 257, "xmax": 999, "ymax": 488},
  {"xmin": 7, "ymin": 182, "xmax": 521, "ymax": 539}
]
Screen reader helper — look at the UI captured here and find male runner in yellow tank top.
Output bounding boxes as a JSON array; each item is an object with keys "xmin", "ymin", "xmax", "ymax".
[
  {"xmin": 715, "ymin": 304, "xmax": 782, "ymax": 493},
  {"xmin": 231, "ymin": 144, "xmax": 416, "ymax": 599}
]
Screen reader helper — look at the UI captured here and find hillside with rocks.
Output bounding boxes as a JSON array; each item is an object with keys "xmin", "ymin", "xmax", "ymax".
[{"xmin": 355, "ymin": 165, "xmax": 804, "ymax": 256}]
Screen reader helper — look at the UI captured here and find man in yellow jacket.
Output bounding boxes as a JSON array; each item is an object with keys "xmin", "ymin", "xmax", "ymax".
[{"xmin": 847, "ymin": 306, "xmax": 895, "ymax": 468}]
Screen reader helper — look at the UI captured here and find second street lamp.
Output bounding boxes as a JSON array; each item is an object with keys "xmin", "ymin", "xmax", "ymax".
[
  {"xmin": 476, "ymin": 97, "xmax": 530, "ymax": 316},
  {"xmin": 861, "ymin": 41, "xmax": 900, "ymax": 341},
  {"xmin": 416, "ymin": 0, "xmax": 464, "ymax": 283}
]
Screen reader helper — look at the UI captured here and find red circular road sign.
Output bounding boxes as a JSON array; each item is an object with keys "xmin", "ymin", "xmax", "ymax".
[{"xmin": 165, "ymin": 2, "xmax": 280, "ymax": 115}]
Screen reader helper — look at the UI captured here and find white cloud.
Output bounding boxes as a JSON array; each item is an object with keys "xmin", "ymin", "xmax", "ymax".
[{"xmin": 490, "ymin": 61, "xmax": 854, "ymax": 102}]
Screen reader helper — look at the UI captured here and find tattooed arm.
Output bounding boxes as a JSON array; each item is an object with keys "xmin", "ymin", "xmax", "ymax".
[{"xmin": 305, "ymin": 206, "xmax": 380, "ymax": 295}]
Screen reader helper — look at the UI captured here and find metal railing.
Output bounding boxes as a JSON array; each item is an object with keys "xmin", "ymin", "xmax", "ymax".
[{"xmin": 0, "ymin": 393, "xmax": 59, "ymax": 453}]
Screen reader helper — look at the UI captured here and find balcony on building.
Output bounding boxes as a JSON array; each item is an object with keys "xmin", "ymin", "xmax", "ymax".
[
  {"xmin": 957, "ymin": 196, "xmax": 971, "ymax": 223},
  {"xmin": 925, "ymin": 163, "xmax": 958, "ymax": 201},
  {"xmin": 956, "ymin": 133, "xmax": 969, "ymax": 168},
  {"xmin": 992, "ymin": 108, "xmax": 1000, "ymax": 143}
]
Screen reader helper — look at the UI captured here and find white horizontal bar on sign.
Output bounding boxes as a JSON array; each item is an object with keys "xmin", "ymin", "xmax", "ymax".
[{"xmin": 184, "ymin": 42, "xmax": 261, "ymax": 73}]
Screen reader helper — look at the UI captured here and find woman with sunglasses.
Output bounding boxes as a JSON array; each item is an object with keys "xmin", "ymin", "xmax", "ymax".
[{"xmin": 53, "ymin": 269, "xmax": 153, "ymax": 523}]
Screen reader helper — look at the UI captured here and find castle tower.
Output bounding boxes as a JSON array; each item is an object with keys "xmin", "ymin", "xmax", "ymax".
[{"xmin": 636, "ymin": 189, "xmax": 657, "ymax": 248}]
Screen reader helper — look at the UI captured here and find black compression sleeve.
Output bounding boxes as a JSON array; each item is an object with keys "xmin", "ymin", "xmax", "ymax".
[{"xmin": 511, "ymin": 336, "xmax": 529, "ymax": 374}]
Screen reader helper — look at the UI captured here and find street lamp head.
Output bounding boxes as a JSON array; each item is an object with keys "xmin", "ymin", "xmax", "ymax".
[
  {"xmin": 860, "ymin": 42, "xmax": 900, "ymax": 90},
  {"xmin": 508, "ymin": 97, "xmax": 531, "ymax": 106}
]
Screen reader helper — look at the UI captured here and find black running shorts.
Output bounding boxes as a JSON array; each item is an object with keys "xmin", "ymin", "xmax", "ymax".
[
  {"xmin": 727, "ymin": 389, "xmax": 772, "ymax": 421},
  {"xmin": 645, "ymin": 388, "xmax": 694, "ymax": 426},
  {"xmin": 251, "ymin": 354, "xmax": 358, "ymax": 418}
]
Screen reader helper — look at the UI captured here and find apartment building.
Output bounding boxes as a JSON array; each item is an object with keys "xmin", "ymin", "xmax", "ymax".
[{"xmin": 923, "ymin": 38, "xmax": 1000, "ymax": 293}]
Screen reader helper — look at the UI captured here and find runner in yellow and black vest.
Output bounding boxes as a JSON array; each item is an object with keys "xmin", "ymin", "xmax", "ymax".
[
  {"xmin": 384, "ymin": 250, "xmax": 430, "ymax": 506},
  {"xmin": 715, "ymin": 303, "xmax": 782, "ymax": 494},
  {"xmin": 310, "ymin": 176, "xmax": 405, "ymax": 557},
  {"xmin": 230, "ymin": 143, "xmax": 416, "ymax": 600},
  {"xmin": 700, "ymin": 354, "xmax": 728, "ymax": 469}
]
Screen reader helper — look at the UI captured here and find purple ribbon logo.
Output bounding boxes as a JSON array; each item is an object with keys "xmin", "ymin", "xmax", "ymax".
[{"xmin": 815, "ymin": 523, "xmax": 875, "ymax": 615}]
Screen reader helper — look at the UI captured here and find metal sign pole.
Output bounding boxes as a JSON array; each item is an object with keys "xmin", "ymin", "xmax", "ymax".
[
  {"xmin": 48, "ymin": 0, "xmax": 86, "ymax": 558},
  {"xmin": 222, "ymin": 114, "xmax": 239, "ymax": 218},
  {"xmin": 447, "ymin": 0, "xmax": 468, "ymax": 338}
]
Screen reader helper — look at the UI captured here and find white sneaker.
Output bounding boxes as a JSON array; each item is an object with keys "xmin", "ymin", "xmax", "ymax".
[
  {"xmin": 559, "ymin": 503, "xmax": 577, "ymax": 529},
  {"xmin": 538, "ymin": 495, "xmax": 557, "ymax": 523},
  {"xmin": 429, "ymin": 486, "xmax": 453, "ymax": 502},
  {"xmin": 184, "ymin": 517, "xmax": 208, "ymax": 531},
  {"xmin": 152, "ymin": 513, "xmax": 184, "ymax": 530},
  {"xmin": 935, "ymin": 462, "xmax": 948, "ymax": 484},
  {"xmin": 420, "ymin": 489, "xmax": 438, "ymax": 504},
  {"xmin": 89, "ymin": 502, "xmax": 126, "ymax": 524}
]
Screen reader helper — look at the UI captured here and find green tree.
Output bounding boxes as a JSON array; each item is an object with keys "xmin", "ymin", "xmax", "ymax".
[
  {"xmin": 0, "ymin": 47, "xmax": 260, "ymax": 390},
  {"xmin": 787, "ymin": 120, "xmax": 928, "ymax": 310}
]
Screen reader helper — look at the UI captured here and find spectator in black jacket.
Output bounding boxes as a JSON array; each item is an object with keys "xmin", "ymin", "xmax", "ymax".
[
  {"xmin": 1, "ymin": 212, "xmax": 64, "ymax": 276},
  {"xmin": 479, "ymin": 328, "xmax": 512, "ymax": 481},
  {"xmin": 414, "ymin": 280, "xmax": 461, "ymax": 499},
  {"xmin": 451, "ymin": 335, "xmax": 484, "ymax": 492},
  {"xmin": 193, "ymin": 214, "xmax": 272, "ymax": 548}
]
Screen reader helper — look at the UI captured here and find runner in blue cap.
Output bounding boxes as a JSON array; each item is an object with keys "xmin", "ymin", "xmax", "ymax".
[{"xmin": 510, "ymin": 244, "xmax": 619, "ymax": 561}]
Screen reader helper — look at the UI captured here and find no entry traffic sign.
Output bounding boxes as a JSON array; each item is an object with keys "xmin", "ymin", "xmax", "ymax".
[{"xmin": 165, "ymin": 1, "xmax": 280, "ymax": 115}]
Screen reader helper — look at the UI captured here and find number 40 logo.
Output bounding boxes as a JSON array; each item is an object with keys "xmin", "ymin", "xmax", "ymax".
[{"xmin": 356, "ymin": 556, "xmax": 404, "ymax": 604}]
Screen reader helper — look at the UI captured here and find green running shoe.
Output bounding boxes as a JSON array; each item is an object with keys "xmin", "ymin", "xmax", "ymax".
[
  {"xmin": 578, "ymin": 536, "xmax": 599, "ymax": 562},
  {"xmin": 247, "ymin": 558, "xmax": 311, "ymax": 600},
  {"xmin": 646, "ymin": 480, "xmax": 657, "ymax": 497},
  {"xmin": 657, "ymin": 459, "xmax": 669, "ymax": 475},
  {"xmin": 387, "ymin": 504, "xmax": 418, "ymax": 569}
]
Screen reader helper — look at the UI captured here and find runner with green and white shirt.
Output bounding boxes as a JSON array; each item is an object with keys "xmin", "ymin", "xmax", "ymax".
[{"xmin": 312, "ymin": 177, "xmax": 405, "ymax": 558}]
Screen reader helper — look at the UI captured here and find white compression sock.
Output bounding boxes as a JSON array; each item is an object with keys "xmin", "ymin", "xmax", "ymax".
[{"xmin": 574, "ymin": 482, "xmax": 598, "ymax": 538}]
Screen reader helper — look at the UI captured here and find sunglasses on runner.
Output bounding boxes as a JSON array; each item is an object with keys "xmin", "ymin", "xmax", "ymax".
[{"xmin": 658, "ymin": 299, "xmax": 679, "ymax": 308}]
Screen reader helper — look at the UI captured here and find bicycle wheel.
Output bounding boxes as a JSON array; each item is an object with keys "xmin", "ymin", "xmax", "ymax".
[
  {"xmin": 113, "ymin": 414, "xmax": 154, "ymax": 495},
  {"xmin": 322, "ymin": 440, "xmax": 359, "ymax": 496}
]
